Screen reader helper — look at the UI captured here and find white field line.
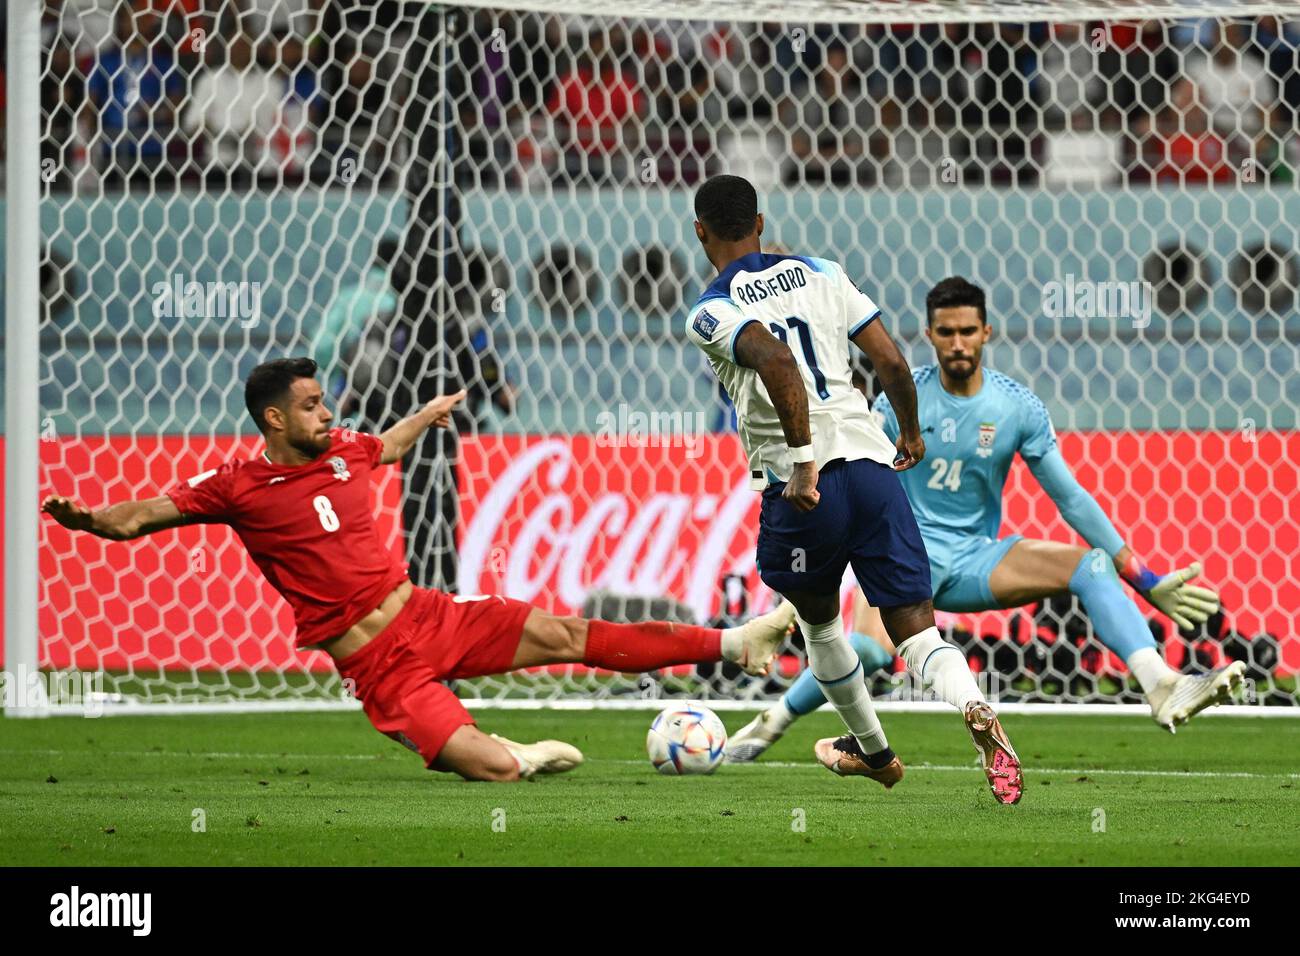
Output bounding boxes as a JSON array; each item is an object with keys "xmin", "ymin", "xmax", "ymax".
[
  {"xmin": 14, "ymin": 700, "xmax": 1298, "ymax": 718},
  {"xmin": 1, "ymin": 748, "xmax": 1296, "ymax": 780}
]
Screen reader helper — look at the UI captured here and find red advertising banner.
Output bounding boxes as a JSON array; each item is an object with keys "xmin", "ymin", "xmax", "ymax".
[
  {"xmin": 458, "ymin": 431, "xmax": 1299, "ymax": 670},
  {"xmin": 6, "ymin": 430, "xmax": 1297, "ymax": 672}
]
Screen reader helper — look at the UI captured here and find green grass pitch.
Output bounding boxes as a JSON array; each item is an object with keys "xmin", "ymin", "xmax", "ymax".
[{"xmin": 1, "ymin": 709, "xmax": 1295, "ymax": 866}]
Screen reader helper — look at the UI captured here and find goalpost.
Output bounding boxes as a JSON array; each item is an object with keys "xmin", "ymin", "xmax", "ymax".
[{"xmin": 6, "ymin": 0, "xmax": 1300, "ymax": 716}]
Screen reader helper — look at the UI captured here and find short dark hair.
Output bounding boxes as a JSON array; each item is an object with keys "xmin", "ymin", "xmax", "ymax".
[
  {"xmin": 245, "ymin": 357, "xmax": 318, "ymax": 434},
  {"xmin": 926, "ymin": 276, "xmax": 987, "ymax": 325},
  {"xmin": 694, "ymin": 174, "xmax": 759, "ymax": 242}
]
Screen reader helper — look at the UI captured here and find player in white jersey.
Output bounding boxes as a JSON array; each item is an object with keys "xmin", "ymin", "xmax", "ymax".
[
  {"xmin": 728, "ymin": 277, "xmax": 1240, "ymax": 767},
  {"xmin": 685, "ymin": 175, "xmax": 1023, "ymax": 803}
]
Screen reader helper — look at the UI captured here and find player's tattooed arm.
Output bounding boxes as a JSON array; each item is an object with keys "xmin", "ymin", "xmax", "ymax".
[
  {"xmin": 733, "ymin": 323, "xmax": 820, "ymax": 511},
  {"xmin": 378, "ymin": 389, "xmax": 468, "ymax": 464},
  {"xmin": 41, "ymin": 494, "xmax": 187, "ymax": 541},
  {"xmin": 851, "ymin": 320, "xmax": 924, "ymax": 471},
  {"xmin": 733, "ymin": 323, "xmax": 812, "ymax": 448}
]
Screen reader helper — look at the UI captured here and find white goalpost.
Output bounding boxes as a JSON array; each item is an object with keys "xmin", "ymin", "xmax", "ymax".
[{"xmin": 6, "ymin": 0, "xmax": 1300, "ymax": 716}]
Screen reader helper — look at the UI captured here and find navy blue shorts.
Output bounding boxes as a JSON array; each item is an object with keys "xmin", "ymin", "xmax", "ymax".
[{"xmin": 756, "ymin": 458, "xmax": 932, "ymax": 607}]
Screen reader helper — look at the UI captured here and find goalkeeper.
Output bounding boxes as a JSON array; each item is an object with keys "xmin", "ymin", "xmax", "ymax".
[{"xmin": 728, "ymin": 277, "xmax": 1242, "ymax": 761}]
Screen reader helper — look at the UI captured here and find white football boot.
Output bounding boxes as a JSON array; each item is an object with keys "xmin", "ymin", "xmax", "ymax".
[
  {"xmin": 1147, "ymin": 661, "xmax": 1247, "ymax": 733},
  {"xmin": 732, "ymin": 600, "xmax": 797, "ymax": 677},
  {"xmin": 490, "ymin": 734, "xmax": 584, "ymax": 778},
  {"xmin": 724, "ymin": 707, "xmax": 790, "ymax": 763}
]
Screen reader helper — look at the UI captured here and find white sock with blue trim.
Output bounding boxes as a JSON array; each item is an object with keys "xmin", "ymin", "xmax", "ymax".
[
  {"xmin": 796, "ymin": 611, "xmax": 888, "ymax": 755},
  {"xmin": 897, "ymin": 626, "xmax": 985, "ymax": 712}
]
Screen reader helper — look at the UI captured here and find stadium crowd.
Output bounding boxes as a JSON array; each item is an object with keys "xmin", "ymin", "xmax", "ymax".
[{"xmin": 6, "ymin": 1, "xmax": 1300, "ymax": 192}]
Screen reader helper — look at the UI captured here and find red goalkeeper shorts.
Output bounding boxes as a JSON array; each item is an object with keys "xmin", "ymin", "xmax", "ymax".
[{"xmin": 334, "ymin": 587, "xmax": 534, "ymax": 767}]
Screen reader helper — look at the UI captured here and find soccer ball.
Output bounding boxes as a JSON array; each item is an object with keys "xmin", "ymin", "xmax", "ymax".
[{"xmin": 646, "ymin": 703, "xmax": 727, "ymax": 775}]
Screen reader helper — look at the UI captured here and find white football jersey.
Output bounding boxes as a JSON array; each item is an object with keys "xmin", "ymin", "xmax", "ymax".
[{"xmin": 685, "ymin": 252, "xmax": 898, "ymax": 489}]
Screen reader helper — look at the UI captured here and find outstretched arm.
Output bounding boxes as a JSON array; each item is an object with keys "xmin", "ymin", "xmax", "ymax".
[
  {"xmin": 41, "ymin": 494, "xmax": 188, "ymax": 541},
  {"xmin": 378, "ymin": 390, "xmax": 467, "ymax": 464},
  {"xmin": 1025, "ymin": 449, "xmax": 1126, "ymax": 559},
  {"xmin": 1026, "ymin": 449, "xmax": 1219, "ymax": 628},
  {"xmin": 732, "ymin": 323, "xmax": 818, "ymax": 511},
  {"xmin": 851, "ymin": 320, "xmax": 924, "ymax": 471}
]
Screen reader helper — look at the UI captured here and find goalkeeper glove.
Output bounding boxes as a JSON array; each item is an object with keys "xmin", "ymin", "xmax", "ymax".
[{"xmin": 1120, "ymin": 556, "xmax": 1221, "ymax": 632}]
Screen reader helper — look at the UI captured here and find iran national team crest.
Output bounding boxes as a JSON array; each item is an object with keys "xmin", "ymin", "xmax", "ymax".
[
  {"xmin": 976, "ymin": 422, "xmax": 997, "ymax": 458},
  {"xmin": 328, "ymin": 455, "xmax": 352, "ymax": 481}
]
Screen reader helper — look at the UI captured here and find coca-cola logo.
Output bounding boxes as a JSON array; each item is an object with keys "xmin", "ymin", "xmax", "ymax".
[{"xmin": 458, "ymin": 437, "xmax": 765, "ymax": 621}]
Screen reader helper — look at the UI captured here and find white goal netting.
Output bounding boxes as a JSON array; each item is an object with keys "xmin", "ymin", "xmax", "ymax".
[{"xmin": 11, "ymin": 0, "xmax": 1299, "ymax": 712}]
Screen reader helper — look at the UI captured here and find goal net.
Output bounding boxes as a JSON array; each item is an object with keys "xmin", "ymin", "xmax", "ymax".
[{"xmin": 9, "ymin": 0, "xmax": 1299, "ymax": 714}]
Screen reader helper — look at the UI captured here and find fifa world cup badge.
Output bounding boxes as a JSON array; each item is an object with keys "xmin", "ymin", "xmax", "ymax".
[
  {"xmin": 976, "ymin": 422, "xmax": 996, "ymax": 458},
  {"xmin": 328, "ymin": 456, "xmax": 352, "ymax": 481}
]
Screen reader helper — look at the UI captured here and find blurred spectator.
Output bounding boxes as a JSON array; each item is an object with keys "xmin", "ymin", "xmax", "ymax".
[
  {"xmin": 654, "ymin": 59, "xmax": 727, "ymax": 184},
  {"xmin": 85, "ymin": 3, "xmax": 185, "ymax": 189},
  {"xmin": 1098, "ymin": 20, "xmax": 1183, "ymax": 134},
  {"xmin": 544, "ymin": 27, "xmax": 646, "ymax": 183},
  {"xmin": 1252, "ymin": 18, "xmax": 1300, "ymax": 182},
  {"xmin": 455, "ymin": 12, "xmax": 503, "ymax": 186},
  {"xmin": 41, "ymin": 6, "xmax": 85, "ymax": 191},
  {"xmin": 26, "ymin": 9, "xmax": 1296, "ymax": 196},
  {"xmin": 247, "ymin": 0, "xmax": 318, "ymax": 38},
  {"xmin": 1037, "ymin": 22, "xmax": 1107, "ymax": 130},
  {"xmin": 451, "ymin": 249, "xmax": 517, "ymax": 421},
  {"xmin": 313, "ymin": 235, "xmax": 400, "ymax": 404},
  {"xmin": 1136, "ymin": 76, "xmax": 1237, "ymax": 184},
  {"xmin": 776, "ymin": 41, "xmax": 882, "ymax": 186},
  {"xmin": 1255, "ymin": 16, "xmax": 1300, "ymax": 126},
  {"xmin": 962, "ymin": 23, "xmax": 1042, "ymax": 184},
  {"xmin": 1185, "ymin": 21, "xmax": 1276, "ymax": 140},
  {"xmin": 267, "ymin": 30, "xmax": 321, "ymax": 179},
  {"xmin": 320, "ymin": 36, "xmax": 397, "ymax": 186},
  {"xmin": 63, "ymin": 0, "xmax": 118, "ymax": 52},
  {"xmin": 182, "ymin": 33, "xmax": 283, "ymax": 187},
  {"xmin": 694, "ymin": 23, "xmax": 769, "ymax": 120},
  {"xmin": 135, "ymin": 0, "xmax": 206, "ymax": 59},
  {"xmin": 1038, "ymin": 22, "xmax": 1122, "ymax": 187},
  {"xmin": 870, "ymin": 23, "xmax": 949, "ymax": 124}
]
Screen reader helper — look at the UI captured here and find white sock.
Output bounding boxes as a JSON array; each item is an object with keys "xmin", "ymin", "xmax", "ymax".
[
  {"xmin": 897, "ymin": 626, "xmax": 985, "ymax": 712},
  {"xmin": 719, "ymin": 627, "xmax": 744, "ymax": 662},
  {"xmin": 797, "ymin": 612, "xmax": 889, "ymax": 755},
  {"xmin": 1127, "ymin": 646, "xmax": 1176, "ymax": 696},
  {"xmin": 767, "ymin": 700, "xmax": 796, "ymax": 733}
]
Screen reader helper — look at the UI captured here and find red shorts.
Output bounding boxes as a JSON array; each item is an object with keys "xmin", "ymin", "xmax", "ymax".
[{"xmin": 334, "ymin": 587, "xmax": 534, "ymax": 767}]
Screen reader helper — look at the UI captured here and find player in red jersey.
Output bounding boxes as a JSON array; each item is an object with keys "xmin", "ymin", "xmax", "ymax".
[{"xmin": 42, "ymin": 357, "xmax": 795, "ymax": 782}]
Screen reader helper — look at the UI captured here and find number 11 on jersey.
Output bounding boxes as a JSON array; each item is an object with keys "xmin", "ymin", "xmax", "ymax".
[{"xmin": 768, "ymin": 315, "xmax": 830, "ymax": 400}]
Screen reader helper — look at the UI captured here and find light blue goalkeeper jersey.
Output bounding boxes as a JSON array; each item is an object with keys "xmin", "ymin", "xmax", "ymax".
[{"xmin": 874, "ymin": 364, "xmax": 1126, "ymax": 556}]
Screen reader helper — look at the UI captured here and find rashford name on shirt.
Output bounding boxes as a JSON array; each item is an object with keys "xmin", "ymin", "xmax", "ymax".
[{"xmin": 732, "ymin": 266, "xmax": 809, "ymax": 305}]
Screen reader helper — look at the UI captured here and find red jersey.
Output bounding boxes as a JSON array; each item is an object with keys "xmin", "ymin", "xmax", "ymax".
[
  {"xmin": 546, "ymin": 68, "xmax": 645, "ymax": 153},
  {"xmin": 165, "ymin": 428, "xmax": 409, "ymax": 648}
]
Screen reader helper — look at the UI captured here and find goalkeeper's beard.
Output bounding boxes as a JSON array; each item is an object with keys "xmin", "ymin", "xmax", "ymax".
[{"xmin": 941, "ymin": 354, "xmax": 979, "ymax": 379}]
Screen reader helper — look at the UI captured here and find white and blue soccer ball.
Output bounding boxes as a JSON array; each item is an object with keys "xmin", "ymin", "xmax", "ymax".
[{"xmin": 646, "ymin": 702, "xmax": 727, "ymax": 775}]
